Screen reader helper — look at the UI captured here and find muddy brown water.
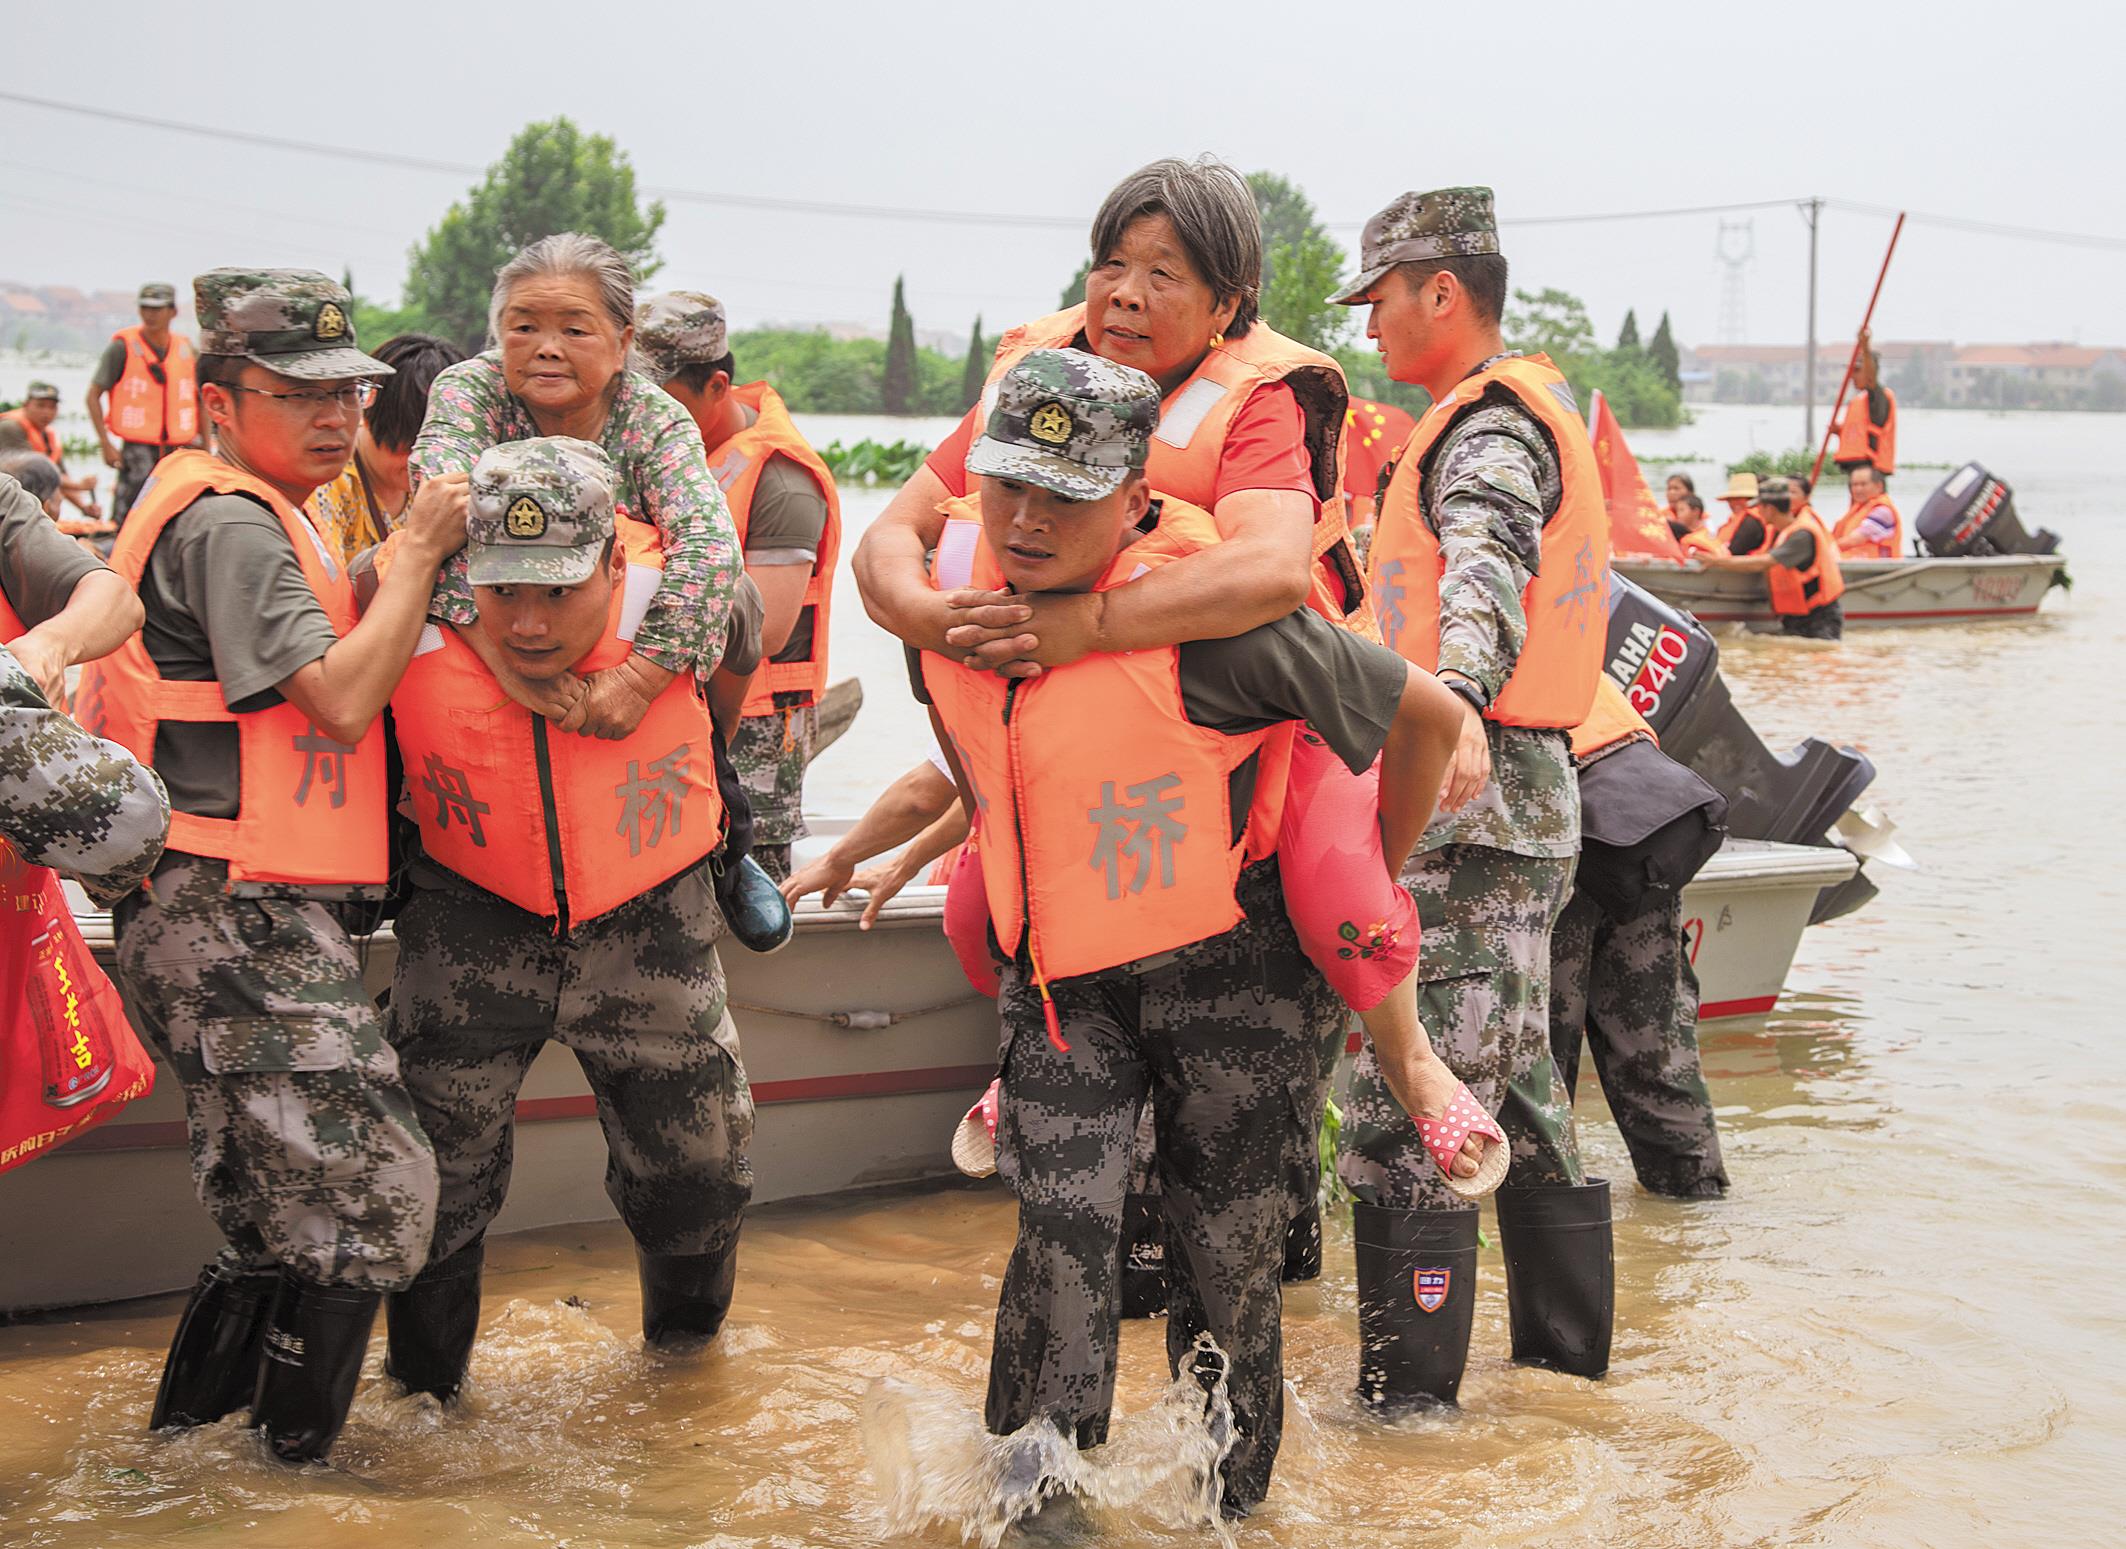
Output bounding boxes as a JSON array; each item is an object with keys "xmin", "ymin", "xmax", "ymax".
[{"xmin": 2, "ymin": 404, "xmax": 2121, "ymax": 1545}]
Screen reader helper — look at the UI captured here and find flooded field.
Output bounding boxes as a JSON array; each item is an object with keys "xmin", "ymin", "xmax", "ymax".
[{"xmin": 1, "ymin": 399, "xmax": 2121, "ymax": 1545}]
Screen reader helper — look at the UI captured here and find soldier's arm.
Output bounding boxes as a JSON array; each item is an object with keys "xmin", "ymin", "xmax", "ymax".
[
  {"xmin": 744, "ymin": 456, "xmax": 829, "ymax": 656},
  {"xmin": 1429, "ymin": 421, "xmax": 1547, "ymax": 701},
  {"xmin": 5, "ymin": 571, "xmax": 142, "ymax": 709},
  {"xmin": 0, "ymin": 644, "xmax": 169, "ymax": 902}
]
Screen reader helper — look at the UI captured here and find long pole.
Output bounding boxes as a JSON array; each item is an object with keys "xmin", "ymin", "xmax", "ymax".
[
  {"xmin": 1810, "ymin": 210, "xmax": 1906, "ymax": 487},
  {"xmin": 1803, "ymin": 197, "xmax": 1822, "ymax": 450}
]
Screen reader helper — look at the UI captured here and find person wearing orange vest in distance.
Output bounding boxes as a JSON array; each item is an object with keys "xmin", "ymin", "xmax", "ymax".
[
  {"xmin": 1714, "ymin": 468, "xmax": 1759, "ymax": 549},
  {"xmin": 1832, "ymin": 326, "xmax": 1897, "ymax": 477},
  {"xmin": 377, "ymin": 438, "xmax": 756, "ymax": 1410},
  {"xmin": 85, "ymin": 282, "xmax": 203, "ymax": 527},
  {"xmin": 1669, "ymin": 492, "xmax": 1727, "ymax": 558},
  {"xmin": 3, "ymin": 380, "xmax": 107, "ymax": 529},
  {"xmin": 1328, "ymin": 185, "xmax": 1618, "ymax": 1406},
  {"xmin": 1659, "ymin": 470, "xmax": 1694, "ymax": 527},
  {"xmin": 634, "ymin": 292, "xmax": 840, "ymax": 881},
  {"xmin": 855, "ymin": 156, "xmax": 1371, "ymax": 1302},
  {"xmin": 81, "ymin": 269, "xmax": 470, "ymax": 1465},
  {"xmin": 895, "ymin": 350, "xmax": 1463, "ymax": 1521},
  {"xmin": 1550, "ymin": 677, "xmax": 1730, "ymax": 1198},
  {"xmin": 1834, "ymin": 461, "xmax": 1904, "ymax": 559},
  {"xmin": 1700, "ymin": 476, "xmax": 1846, "ymax": 638}
]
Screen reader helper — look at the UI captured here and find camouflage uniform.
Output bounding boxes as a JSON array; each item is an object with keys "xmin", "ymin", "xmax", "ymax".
[
  {"xmin": 1549, "ymin": 887, "xmax": 1728, "ymax": 1198},
  {"xmin": 108, "ymin": 269, "xmax": 440, "ymax": 1295},
  {"xmin": 387, "ymin": 439, "xmax": 754, "ymax": 1271},
  {"xmin": 1329, "ymin": 190, "xmax": 1588, "ymax": 1209}
]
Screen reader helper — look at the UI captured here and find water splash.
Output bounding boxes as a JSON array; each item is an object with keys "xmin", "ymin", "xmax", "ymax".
[{"xmin": 857, "ymin": 1331, "xmax": 1239, "ymax": 1546}]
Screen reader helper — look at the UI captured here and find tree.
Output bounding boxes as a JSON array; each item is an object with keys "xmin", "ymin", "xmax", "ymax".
[
  {"xmin": 959, "ymin": 315, "xmax": 988, "ymax": 411},
  {"xmin": 882, "ymin": 276, "xmax": 918, "ymax": 414},
  {"xmin": 402, "ymin": 118, "xmax": 665, "ymax": 354},
  {"xmin": 1248, "ymin": 172, "xmax": 1350, "ymax": 352},
  {"xmin": 1505, "ymin": 286, "xmax": 1682, "ymax": 429},
  {"xmin": 1616, "ymin": 309, "xmax": 1642, "ymax": 354},
  {"xmin": 1505, "ymin": 288, "xmax": 1599, "ymax": 361},
  {"xmin": 1059, "ymin": 259, "xmax": 1091, "ymax": 310},
  {"xmin": 1648, "ymin": 311, "xmax": 1681, "ymax": 391}
]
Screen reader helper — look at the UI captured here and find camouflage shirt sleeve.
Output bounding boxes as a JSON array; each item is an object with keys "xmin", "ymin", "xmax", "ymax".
[
  {"xmin": 1420, "ymin": 394, "xmax": 1563, "ymax": 699},
  {"xmin": 0, "ymin": 644, "xmax": 170, "ymax": 903}
]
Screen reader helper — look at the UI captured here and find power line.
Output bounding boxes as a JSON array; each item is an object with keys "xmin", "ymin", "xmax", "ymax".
[{"xmin": 1828, "ymin": 198, "xmax": 2126, "ymax": 253}]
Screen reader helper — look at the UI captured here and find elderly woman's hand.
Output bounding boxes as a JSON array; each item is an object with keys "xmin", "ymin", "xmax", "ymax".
[{"xmin": 575, "ymin": 655, "xmax": 672, "ymax": 739}]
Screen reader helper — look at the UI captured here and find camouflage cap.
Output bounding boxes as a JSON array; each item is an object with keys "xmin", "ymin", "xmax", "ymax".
[
  {"xmin": 137, "ymin": 282, "xmax": 177, "ymax": 308},
  {"xmin": 466, "ymin": 436, "xmax": 616, "ymax": 586},
  {"xmin": 633, "ymin": 291, "xmax": 729, "ymax": 383},
  {"xmin": 1327, "ymin": 187, "xmax": 1500, "ymax": 306},
  {"xmin": 194, "ymin": 268, "xmax": 391, "ymax": 382},
  {"xmin": 22, "ymin": 380, "xmax": 59, "ymax": 401},
  {"xmin": 964, "ymin": 348, "xmax": 1159, "ymax": 501}
]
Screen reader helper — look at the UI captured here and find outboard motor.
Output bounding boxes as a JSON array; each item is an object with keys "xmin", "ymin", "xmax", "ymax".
[
  {"xmin": 1602, "ymin": 575, "xmax": 1879, "ymax": 921},
  {"xmin": 1916, "ymin": 462, "xmax": 2061, "ymax": 557}
]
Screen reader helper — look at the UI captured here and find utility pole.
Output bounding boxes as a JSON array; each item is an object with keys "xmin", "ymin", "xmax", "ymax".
[{"xmin": 1803, "ymin": 197, "xmax": 1823, "ymax": 450}]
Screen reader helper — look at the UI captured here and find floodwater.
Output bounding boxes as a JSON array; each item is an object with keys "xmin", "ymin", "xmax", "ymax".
[{"xmin": 2, "ymin": 397, "xmax": 2123, "ymax": 1546}]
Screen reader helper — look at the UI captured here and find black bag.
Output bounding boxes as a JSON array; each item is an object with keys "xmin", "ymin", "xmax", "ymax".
[{"xmin": 1575, "ymin": 738, "xmax": 1729, "ymax": 919}]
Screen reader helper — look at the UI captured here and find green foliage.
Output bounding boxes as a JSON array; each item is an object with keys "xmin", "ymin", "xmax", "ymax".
[
  {"xmin": 1248, "ymin": 172, "xmax": 1350, "ymax": 353},
  {"xmin": 1726, "ymin": 446, "xmax": 1821, "ymax": 478},
  {"xmin": 402, "ymin": 118, "xmax": 665, "ymax": 355},
  {"xmin": 1616, "ymin": 309, "xmax": 1642, "ymax": 353},
  {"xmin": 1060, "ymin": 259, "xmax": 1090, "ymax": 310},
  {"xmin": 1648, "ymin": 311, "xmax": 1681, "ymax": 391},
  {"xmin": 729, "ymin": 328, "xmax": 966, "ymax": 416},
  {"xmin": 816, "ymin": 438, "xmax": 930, "ymax": 485},
  {"xmin": 1505, "ymin": 287, "xmax": 1683, "ymax": 429},
  {"xmin": 882, "ymin": 276, "xmax": 918, "ymax": 415},
  {"xmin": 1317, "ymin": 1096, "xmax": 1351, "ymax": 1208},
  {"xmin": 959, "ymin": 315, "xmax": 988, "ymax": 411}
]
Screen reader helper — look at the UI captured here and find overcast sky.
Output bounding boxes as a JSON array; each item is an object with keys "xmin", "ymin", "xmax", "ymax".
[{"xmin": 9, "ymin": 0, "xmax": 2125, "ymax": 352}]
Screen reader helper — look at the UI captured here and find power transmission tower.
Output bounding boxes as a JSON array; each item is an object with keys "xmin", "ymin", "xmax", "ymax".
[{"xmin": 1716, "ymin": 218, "xmax": 1755, "ymax": 344}]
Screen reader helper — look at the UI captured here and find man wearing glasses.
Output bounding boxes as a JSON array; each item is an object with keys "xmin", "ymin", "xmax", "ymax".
[
  {"xmin": 80, "ymin": 269, "xmax": 470, "ymax": 1466},
  {"xmin": 86, "ymin": 282, "xmax": 206, "ymax": 526}
]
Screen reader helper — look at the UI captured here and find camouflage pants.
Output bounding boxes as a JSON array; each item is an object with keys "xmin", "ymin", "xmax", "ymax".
[
  {"xmin": 111, "ymin": 854, "xmax": 437, "ymax": 1292},
  {"xmin": 387, "ymin": 860, "xmax": 754, "ymax": 1267},
  {"xmin": 111, "ymin": 441, "xmax": 179, "ymax": 526},
  {"xmin": 988, "ymin": 860, "xmax": 1318, "ymax": 1513},
  {"xmin": 729, "ymin": 704, "xmax": 815, "ymax": 850},
  {"xmin": 1338, "ymin": 844, "xmax": 1582, "ymax": 1209},
  {"xmin": 1549, "ymin": 887, "xmax": 1728, "ymax": 1198}
]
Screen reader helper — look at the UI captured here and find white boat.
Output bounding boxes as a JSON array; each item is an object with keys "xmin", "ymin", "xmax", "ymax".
[
  {"xmin": 0, "ymin": 837, "xmax": 1853, "ymax": 1312},
  {"xmin": 1614, "ymin": 553, "xmax": 2068, "ymax": 628}
]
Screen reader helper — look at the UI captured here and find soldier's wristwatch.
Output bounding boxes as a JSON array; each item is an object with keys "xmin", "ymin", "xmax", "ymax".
[{"xmin": 1439, "ymin": 673, "xmax": 1488, "ymax": 716}]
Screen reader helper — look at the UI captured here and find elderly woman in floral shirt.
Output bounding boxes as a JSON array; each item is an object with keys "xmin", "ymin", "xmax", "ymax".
[{"xmin": 409, "ymin": 232, "xmax": 742, "ymax": 737}]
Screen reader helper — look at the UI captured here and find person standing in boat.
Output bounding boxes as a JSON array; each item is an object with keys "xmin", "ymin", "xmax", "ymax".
[
  {"xmin": 902, "ymin": 350, "xmax": 1464, "ymax": 1518},
  {"xmin": 634, "ymin": 292, "xmax": 840, "ymax": 882},
  {"xmin": 1834, "ymin": 462, "xmax": 1903, "ymax": 559},
  {"xmin": 855, "ymin": 154, "xmax": 1369, "ymax": 1304},
  {"xmin": 1328, "ymin": 185, "xmax": 1617, "ymax": 1406},
  {"xmin": 85, "ymin": 282, "xmax": 203, "ymax": 527},
  {"xmin": 1701, "ymin": 477, "xmax": 1846, "ymax": 639},
  {"xmin": 406, "ymin": 233, "xmax": 788, "ymax": 951},
  {"xmin": 1832, "ymin": 327, "xmax": 1897, "ymax": 478},
  {"xmin": 80, "ymin": 269, "xmax": 469, "ymax": 1464},
  {"xmin": 376, "ymin": 438, "xmax": 756, "ymax": 1402}
]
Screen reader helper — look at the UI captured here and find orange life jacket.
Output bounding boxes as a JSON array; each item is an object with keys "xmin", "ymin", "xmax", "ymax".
[
  {"xmin": 388, "ymin": 518, "xmax": 722, "ymax": 927},
  {"xmin": 1767, "ymin": 508, "xmax": 1847, "ymax": 616},
  {"xmin": 76, "ymin": 451, "xmax": 385, "ymax": 888},
  {"xmin": 1678, "ymin": 528, "xmax": 1725, "ymax": 559},
  {"xmin": 1569, "ymin": 673, "xmax": 1656, "ymax": 761},
  {"xmin": 703, "ymin": 382, "xmax": 840, "ymax": 717},
  {"xmin": 1833, "ymin": 386, "xmax": 1896, "ymax": 475},
  {"xmin": 106, "ymin": 327, "xmax": 198, "ymax": 446},
  {"xmin": 987, "ymin": 305, "xmax": 1374, "ymax": 639},
  {"xmin": 1367, "ymin": 354, "xmax": 1609, "ymax": 729},
  {"xmin": 1833, "ymin": 496, "xmax": 1903, "ymax": 560},
  {"xmin": 1, "ymin": 409, "xmax": 61, "ymax": 461},
  {"xmin": 921, "ymin": 494, "xmax": 1287, "ymax": 985}
]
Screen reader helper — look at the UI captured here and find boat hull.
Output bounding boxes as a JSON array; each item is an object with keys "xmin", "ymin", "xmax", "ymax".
[{"xmin": 1615, "ymin": 554, "xmax": 2067, "ymax": 628}]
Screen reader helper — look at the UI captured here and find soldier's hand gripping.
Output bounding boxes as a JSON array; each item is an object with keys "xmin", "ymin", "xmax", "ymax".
[
  {"xmin": 401, "ymin": 469, "xmax": 472, "ymax": 564},
  {"xmin": 1435, "ymin": 688, "xmax": 1492, "ymax": 813}
]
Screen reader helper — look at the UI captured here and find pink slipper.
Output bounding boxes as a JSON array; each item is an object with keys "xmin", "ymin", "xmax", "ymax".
[
  {"xmin": 1419, "ymin": 1082, "xmax": 1509, "ymax": 1199},
  {"xmin": 952, "ymin": 1078, "xmax": 1001, "ymax": 1178}
]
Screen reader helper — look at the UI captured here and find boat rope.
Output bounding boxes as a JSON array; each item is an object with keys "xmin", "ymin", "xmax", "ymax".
[{"xmin": 724, "ymin": 994, "xmax": 988, "ymax": 1031}]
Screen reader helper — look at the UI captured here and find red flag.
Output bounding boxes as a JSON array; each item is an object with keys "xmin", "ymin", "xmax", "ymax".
[
  {"xmin": 1343, "ymin": 397, "xmax": 1420, "ymax": 507},
  {"xmin": 1587, "ymin": 390, "xmax": 1684, "ymax": 560}
]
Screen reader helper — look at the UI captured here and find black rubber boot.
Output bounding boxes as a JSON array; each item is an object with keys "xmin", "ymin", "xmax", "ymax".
[
  {"xmin": 1352, "ymin": 1201, "xmax": 1479, "ymax": 1410},
  {"xmin": 1116, "ymin": 1192, "xmax": 1169, "ymax": 1319},
  {"xmin": 639, "ymin": 1240, "xmax": 738, "ymax": 1346},
  {"xmin": 385, "ymin": 1237, "xmax": 484, "ymax": 1401},
  {"xmin": 1281, "ymin": 1198, "xmax": 1323, "ymax": 1283},
  {"xmin": 149, "ymin": 1261, "xmax": 279, "ymax": 1430},
  {"xmin": 1495, "ymin": 1177, "xmax": 1614, "ymax": 1379},
  {"xmin": 251, "ymin": 1276, "xmax": 381, "ymax": 1464}
]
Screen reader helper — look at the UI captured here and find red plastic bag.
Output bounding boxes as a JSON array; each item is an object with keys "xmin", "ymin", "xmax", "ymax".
[{"xmin": 0, "ymin": 848, "xmax": 155, "ymax": 1174}]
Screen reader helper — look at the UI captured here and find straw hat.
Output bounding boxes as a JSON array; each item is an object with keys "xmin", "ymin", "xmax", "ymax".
[{"xmin": 1720, "ymin": 471, "xmax": 1760, "ymax": 501}]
